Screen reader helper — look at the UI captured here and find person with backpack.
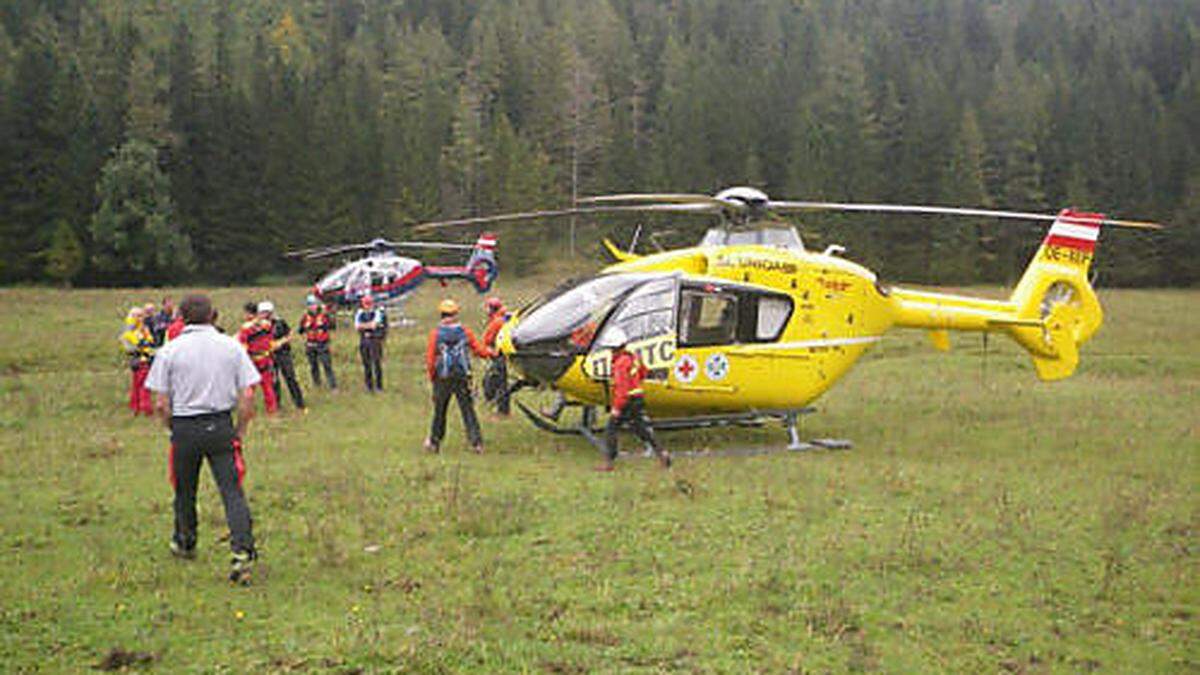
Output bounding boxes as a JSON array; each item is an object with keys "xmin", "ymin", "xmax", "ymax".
[
  {"xmin": 423, "ymin": 299, "xmax": 494, "ymax": 454},
  {"xmin": 354, "ymin": 295, "xmax": 387, "ymax": 393}
]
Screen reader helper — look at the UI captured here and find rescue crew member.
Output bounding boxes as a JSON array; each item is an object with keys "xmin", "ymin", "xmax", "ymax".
[
  {"xmin": 262, "ymin": 301, "xmax": 305, "ymax": 411},
  {"xmin": 354, "ymin": 296, "xmax": 386, "ymax": 393},
  {"xmin": 237, "ymin": 302, "xmax": 278, "ymax": 414},
  {"xmin": 165, "ymin": 310, "xmax": 185, "ymax": 342},
  {"xmin": 144, "ymin": 294, "xmax": 260, "ymax": 584},
  {"xmin": 298, "ymin": 295, "xmax": 337, "ymax": 389},
  {"xmin": 147, "ymin": 297, "xmax": 173, "ymax": 346},
  {"xmin": 423, "ymin": 299, "xmax": 493, "ymax": 454},
  {"xmin": 600, "ymin": 327, "xmax": 670, "ymax": 471},
  {"xmin": 481, "ymin": 296, "xmax": 511, "ymax": 417},
  {"xmin": 121, "ymin": 306, "xmax": 156, "ymax": 415}
]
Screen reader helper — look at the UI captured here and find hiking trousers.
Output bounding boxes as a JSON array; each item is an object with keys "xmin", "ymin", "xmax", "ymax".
[
  {"xmin": 604, "ymin": 397, "xmax": 660, "ymax": 462},
  {"xmin": 272, "ymin": 351, "xmax": 305, "ymax": 409},
  {"xmin": 359, "ymin": 338, "xmax": 383, "ymax": 391},
  {"xmin": 169, "ymin": 412, "xmax": 254, "ymax": 555},
  {"xmin": 429, "ymin": 376, "xmax": 482, "ymax": 447},
  {"xmin": 305, "ymin": 343, "xmax": 337, "ymax": 389}
]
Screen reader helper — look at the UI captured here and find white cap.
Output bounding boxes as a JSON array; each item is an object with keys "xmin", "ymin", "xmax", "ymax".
[
  {"xmin": 601, "ymin": 326, "xmax": 628, "ymax": 348},
  {"xmin": 257, "ymin": 301, "xmax": 275, "ymax": 314}
]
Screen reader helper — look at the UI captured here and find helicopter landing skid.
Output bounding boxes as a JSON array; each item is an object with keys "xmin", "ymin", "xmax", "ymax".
[{"xmin": 515, "ymin": 401, "xmax": 850, "ymax": 456}]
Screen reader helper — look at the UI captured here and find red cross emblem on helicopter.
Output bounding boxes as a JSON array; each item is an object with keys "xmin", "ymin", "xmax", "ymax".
[{"xmin": 674, "ymin": 355, "xmax": 699, "ymax": 384}]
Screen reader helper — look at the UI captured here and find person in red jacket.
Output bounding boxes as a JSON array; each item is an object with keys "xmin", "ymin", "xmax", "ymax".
[
  {"xmin": 480, "ymin": 296, "xmax": 511, "ymax": 416},
  {"xmin": 237, "ymin": 301, "xmax": 278, "ymax": 414},
  {"xmin": 600, "ymin": 327, "xmax": 670, "ymax": 471},
  {"xmin": 423, "ymin": 299, "xmax": 494, "ymax": 453}
]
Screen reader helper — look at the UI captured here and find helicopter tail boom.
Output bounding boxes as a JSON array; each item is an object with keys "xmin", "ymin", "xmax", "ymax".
[{"xmin": 890, "ymin": 209, "xmax": 1105, "ymax": 381}]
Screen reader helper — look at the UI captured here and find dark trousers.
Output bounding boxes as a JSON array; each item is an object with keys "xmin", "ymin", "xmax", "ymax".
[
  {"xmin": 483, "ymin": 357, "xmax": 510, "ymax": 415},
  {"xmin": 359, "ymin": 338, "xmax": 383, "ymax": 391},
  {"xmin": 429, "ymin": 376, "xmax": 482, "ymax": 446},
  {"xmin": 306, "ymin": 343, "xmax": 337, "ymax": 389},
  {"xmin": 604, "ymin": 397, "xmax": 660, "ymax": 462},
  {"xmin": 272, "ymin": 351, "xmax": 305, "ymax": 409},
  {"xmin": 169, "ymin": 413, "xmax": 254, "ymax": 555}
]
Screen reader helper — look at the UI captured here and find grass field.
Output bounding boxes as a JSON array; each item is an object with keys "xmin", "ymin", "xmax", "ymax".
[{"xmin": 0, "ymin": 276, "xmax": 1196, "ymax": 673}]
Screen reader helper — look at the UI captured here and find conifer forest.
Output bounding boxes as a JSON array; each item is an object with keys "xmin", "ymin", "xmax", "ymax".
[{"xmin": 2, "ymin": 0, "xmax": 1198, "ymax": 287}]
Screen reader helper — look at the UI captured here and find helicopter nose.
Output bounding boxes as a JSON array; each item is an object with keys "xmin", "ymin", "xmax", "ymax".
[{"xmin": 501, "ymin": 315, "xmax": 578, "ymax": 386}]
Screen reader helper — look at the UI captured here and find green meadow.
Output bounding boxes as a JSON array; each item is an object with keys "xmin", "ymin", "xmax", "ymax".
[{"xmin": 0, "ymin": 279, "xmax": 1195, "ymax": 672}]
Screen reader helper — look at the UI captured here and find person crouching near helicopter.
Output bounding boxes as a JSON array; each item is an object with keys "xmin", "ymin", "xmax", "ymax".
[
  {"xmin": 480, "ymin": 296, "xmax": 511, "ymax": 417},
  {"xmin": 599, "ymin": 328, "xmax": 670, "ymax": 471},
  {"xmin": 355, "ymin": 295, "xmax": 387, "ymax": 392},
  {"xmin": 298, "ymin": 295, "xmax": 337, "ymax": 390},
  {"xmin": 237, "ymin": 302, "xmax": 278, "ymax": 414},
  {"xmin": 261, "ymin": 301, "xmax": 305, "ymax": 412},
  {"xmin": 121, "ymin": 306, "xmax": 156, "ymax": 416},
  {"xmin": 423, "ymin": 299, "xmax": 494, "ymax": 454}
]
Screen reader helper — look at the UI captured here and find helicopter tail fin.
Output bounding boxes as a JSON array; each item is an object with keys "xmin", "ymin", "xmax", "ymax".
[
  {"xmin": 425, "ymin": 232, "xmax": 498, "ymax": 293},
  {"xmin": 464, "ymin": 232, "xmax": 498, "ymax": 292},
  {"xmin": 1004, "ymin": 209, "xmax": 1105, "ymax": 380}
]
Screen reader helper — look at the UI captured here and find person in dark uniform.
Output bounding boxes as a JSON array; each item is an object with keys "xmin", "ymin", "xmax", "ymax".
[
  {"xmin": 298, "ymin": 295, "xmax": 337, "ymax": 389},
  {"xmin": 261, "ymin": 301, "xmax": 305, "ymax": 412},
  {"xmin": 354, "ymin": 295, "xmax": 386, "ymax": 393},
  {"xmin": 423, "ymin": 299, "xmax": 493, "ymax": 453},
  {"xmin": 145, "ymin": 294, "xmax": 261, "ymax": 584},
  {"xmin": 599, "ymin": 327, "xmax": 670, "ymax": 472}
]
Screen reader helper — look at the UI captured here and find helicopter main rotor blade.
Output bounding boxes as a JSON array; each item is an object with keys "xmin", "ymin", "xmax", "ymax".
[
  {"xmin": 285, "ymin": 243, "xmax": 376, "ymax": 260},
  {"xmin": 410, "ymin": 203, "xmax": 719, "ymax": 231},
  {"xmin": 767, "ymin": 201, "xmax": 1163, "ymax": 230},
  {"xmin": 377, "ymin": 240, "xmax": 476, "ymax": 251},
  {"xmin": 580, "ymin": 193, "xmax": 732, "ymax": 208}
]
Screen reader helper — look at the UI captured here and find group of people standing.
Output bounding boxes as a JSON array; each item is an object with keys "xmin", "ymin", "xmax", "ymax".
[
  {"xmin": 131, "ymin": 289, "xmax": 664, "ymax": 585},
  {"xmin": 120, "ymin": 299, "xmax": 184, "ymax": 415}
]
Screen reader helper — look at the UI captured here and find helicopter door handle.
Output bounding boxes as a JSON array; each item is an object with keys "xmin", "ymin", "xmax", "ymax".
[{"xmin": 822, "ymin": 244, "xmax": 846, "ymax": 257}]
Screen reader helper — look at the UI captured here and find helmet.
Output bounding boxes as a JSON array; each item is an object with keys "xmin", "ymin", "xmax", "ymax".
[
  {"xmin": 257, "ymin": 301, "xmax": 275, "ymax": 315},
  {"xmin": 305, "ymin": 294, "xmax": 319, "ymax": 306},
  {"xmin": 438, "ymin": 299, "xmax": 460, "ymax": 315},
  {"xmin": 360, "ymin": 295, "xmax": 374, "ymax": 307},
  {"xmin": 602, "ymin": 326, "xmax": 629, "ymax": 349},
  {"xmin": 484, "ymin": 296, "xmax": 504, "ymax": 313}
]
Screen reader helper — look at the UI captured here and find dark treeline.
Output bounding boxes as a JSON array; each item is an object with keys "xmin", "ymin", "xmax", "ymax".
[{"xmin": 1, "ymin": 0, "xmax": 1198, "ymax": 287}]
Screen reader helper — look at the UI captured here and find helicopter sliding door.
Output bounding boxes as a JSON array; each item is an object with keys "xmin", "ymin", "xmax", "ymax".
[{"xmin": 651, "ymin": 281, "xmax": 795, "ymax": 413}]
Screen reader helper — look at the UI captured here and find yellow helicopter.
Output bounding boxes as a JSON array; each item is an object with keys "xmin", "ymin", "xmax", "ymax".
[{"xmin": 414, "ymin": 187, "xmax": 1161, "ymax": 450}]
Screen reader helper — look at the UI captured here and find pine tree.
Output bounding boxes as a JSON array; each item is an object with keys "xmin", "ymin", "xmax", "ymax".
[
  {"xmin": 43, "ymin": 219, "xmax": 84, "ymax": 286},
  {"xmin": 89, "ymin": 138, "xmax": 194, "ymax": 284}
]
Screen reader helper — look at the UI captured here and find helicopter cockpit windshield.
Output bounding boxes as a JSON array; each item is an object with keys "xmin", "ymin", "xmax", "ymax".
[
  {"xmin": 510, "ymin": 273, "xmax": 664, "ymax": 382},
  {"xmin": 700, "ymin": 226, "xmax": 805, "ymax": 251}
]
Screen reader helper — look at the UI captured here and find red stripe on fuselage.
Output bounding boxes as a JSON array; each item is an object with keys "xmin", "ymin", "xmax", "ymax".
[{"xmin": 1044, "ymin": 234, "xmax": 1096, "ymax": 252}]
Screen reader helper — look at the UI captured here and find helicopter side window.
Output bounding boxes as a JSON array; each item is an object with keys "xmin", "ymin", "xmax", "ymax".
[
  {"xmin": 753, "ymin": 296, "xmax": 792, "ymax": 341},
  {"xmin": 679, "ymin": 290, "xmax": 738, "ymax": 347}
]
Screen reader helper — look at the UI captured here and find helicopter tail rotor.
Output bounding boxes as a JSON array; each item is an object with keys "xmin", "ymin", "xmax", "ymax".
[{"xmin": 1003, "ymin": 209, "xmax": 1109, "ymax": 380}]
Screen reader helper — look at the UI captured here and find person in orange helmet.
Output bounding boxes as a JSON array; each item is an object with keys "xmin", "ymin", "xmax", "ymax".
[{"xmin": 423, "ymin": 299, "xmax": 493, "ymax": 453}]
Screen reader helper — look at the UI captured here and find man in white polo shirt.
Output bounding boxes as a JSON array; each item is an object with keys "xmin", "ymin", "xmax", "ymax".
[{"xmin": 145, "ymin": 294, "xmax": 261, "ymax": 585}]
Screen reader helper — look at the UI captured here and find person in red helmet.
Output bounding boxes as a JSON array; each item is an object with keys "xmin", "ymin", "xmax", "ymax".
[
  {"xmin": 237, "ymin": 301, "xmax": 278, "ymax": 414},
  {"xmin": 354, "ymin": 295, "xmax": 387, "ymax": 392},
  {"xmin": 599, "ymin": 327, "xmax": 670, "ymax": 471},
  {"xmin": 480, "ymin": 296, "xmax": 511, "ymax": 416}
]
